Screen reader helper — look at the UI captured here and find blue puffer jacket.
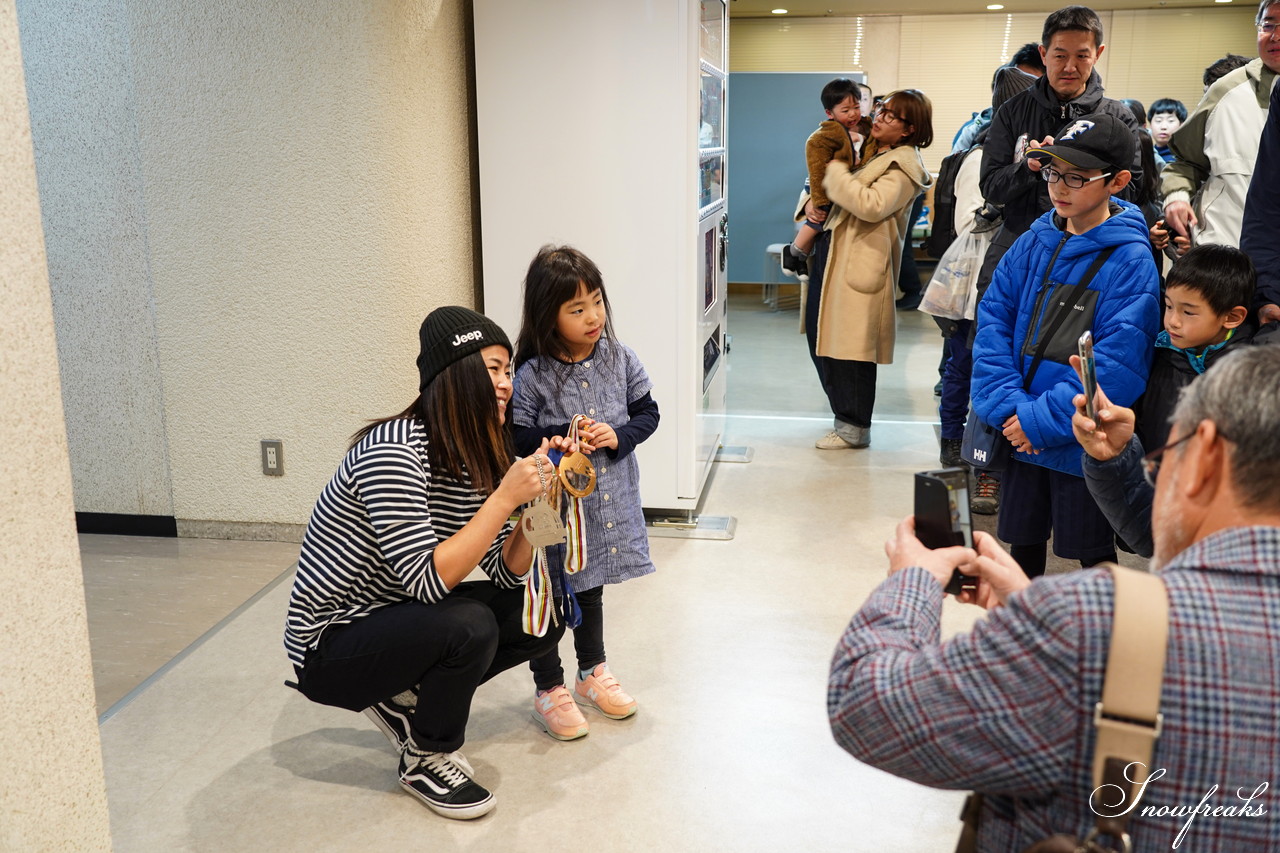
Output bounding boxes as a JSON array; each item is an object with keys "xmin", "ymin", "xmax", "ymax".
[{"xmin": 972, "ymin": 200, "xmax": 1161, "ymax": 477}]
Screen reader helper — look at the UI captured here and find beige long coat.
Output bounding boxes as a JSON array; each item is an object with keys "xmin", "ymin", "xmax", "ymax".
[{"xmin": 816, "ymin": 145, "xmax": 932, "ymax": 364}]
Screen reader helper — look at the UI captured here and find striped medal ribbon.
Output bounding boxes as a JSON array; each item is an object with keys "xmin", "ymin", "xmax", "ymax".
[
  {"xmin": 521, "ymin": 454, "xmax": 560, "ymax": 637},
  {"xmin": 560, "ymin": 415, "xmax": 595, "ymax": 575}
]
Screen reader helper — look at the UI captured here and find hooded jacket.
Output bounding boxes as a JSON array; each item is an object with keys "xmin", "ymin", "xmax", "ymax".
[
  {"xmin": 979, "ymin": 71, "xmax": 1143, "ymax": 238},
  {"xmin": 972, "ymin": 200, "xmax": 1161, "ymax": 477},
  {"xmin": 1135, "ymin": 325, "xmax": 1255, "ymax": 451}
]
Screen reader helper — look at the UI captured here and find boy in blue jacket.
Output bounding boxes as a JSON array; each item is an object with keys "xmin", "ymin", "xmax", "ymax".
[{"xmin": 971, "ymin": 112, "xmax": 1160, "ymax": 577}]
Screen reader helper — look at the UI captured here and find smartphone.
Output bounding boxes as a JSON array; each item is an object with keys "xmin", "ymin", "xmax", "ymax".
[
  {"xmin": 914, "ymin": 468, "xmax": 975, "ymax": 596},
  {"xmin": 1078, "ymin": 331, "xmax": 1098, "ymax": 422}
]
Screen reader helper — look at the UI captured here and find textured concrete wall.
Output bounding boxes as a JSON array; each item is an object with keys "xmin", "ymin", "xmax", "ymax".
[
  {"xmin": 18, "ymin": 0, "xmax": 174, "ymax": 516},
  {"xmin": 23, "ymin": 0, "xmax": 476, "ymax": 528},
  {"xmin": 0, "ymin": 0, "xmax": 113, "ymax": 847}
]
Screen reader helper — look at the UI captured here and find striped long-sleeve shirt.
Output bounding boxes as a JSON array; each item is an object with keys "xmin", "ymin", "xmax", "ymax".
[
  {"xmin": 284, "ymin": 418, "xmax": 520, "ymax": 668},
  {"xmin": 829, "ymin": 526, "xmax": 1280, "ymax": 852}
]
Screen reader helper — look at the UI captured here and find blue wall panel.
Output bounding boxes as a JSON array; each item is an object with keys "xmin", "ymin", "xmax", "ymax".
[{"xmin": 726, "ymin": 72, "xmax": 860, "ymax": 284}]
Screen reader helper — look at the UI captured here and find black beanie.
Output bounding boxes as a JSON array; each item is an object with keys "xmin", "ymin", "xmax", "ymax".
[{"xmin": 416, "ymin": 306, "xmax": 511, "ymax": 391}]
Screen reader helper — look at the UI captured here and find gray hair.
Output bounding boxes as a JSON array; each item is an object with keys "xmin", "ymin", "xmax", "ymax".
[
  {"xmin": 1171, "ymin": 346, "xmax": 1280, "ymax": 511},
  {"xmin": 1261, "ymin": 0, "xmax": 1278, "ymax": 24}
]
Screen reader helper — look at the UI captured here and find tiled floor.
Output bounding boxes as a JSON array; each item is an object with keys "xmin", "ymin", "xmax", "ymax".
[{"xmin": 94, "ymin": 292, "xmax": 1106, "ymax": 851}]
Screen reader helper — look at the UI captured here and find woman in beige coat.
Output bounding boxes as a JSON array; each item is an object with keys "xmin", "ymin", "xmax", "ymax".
[{"xmin": 805, "ymin": 89, "xmax": 934, "ymax": 449}]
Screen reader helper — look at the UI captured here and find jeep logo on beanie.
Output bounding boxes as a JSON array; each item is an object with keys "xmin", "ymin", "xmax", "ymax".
[{"xmin": 452, "ymin": 330, "xmax": 484, "ymax": 346}]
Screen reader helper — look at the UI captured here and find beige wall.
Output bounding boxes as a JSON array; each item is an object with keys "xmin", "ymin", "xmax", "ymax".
[
  {"xmin": 20, "ymin": 0, "xmax": 477, "ymax": 532},
  {"xmin": 732, "ymin": 8, "xmax": 1261, "ymax": 171},
  {"xmin": 0, "ymin": 0, "xmax": 113, "ymax": 847}
]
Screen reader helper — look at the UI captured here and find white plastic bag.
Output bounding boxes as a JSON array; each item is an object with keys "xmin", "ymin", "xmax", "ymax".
[{"xmin": 918, "ymin": 229, "xmax": 990, "ymax": 321}]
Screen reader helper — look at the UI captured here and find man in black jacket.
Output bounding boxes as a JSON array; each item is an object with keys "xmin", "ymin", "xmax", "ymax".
[
  {"xmin": 1242, "ymin": 66, "xmax": 1280, "ymax": 342},
  {"xmin": 978, "ymin": 6, "xmax": 1142, "ymax": 271}
]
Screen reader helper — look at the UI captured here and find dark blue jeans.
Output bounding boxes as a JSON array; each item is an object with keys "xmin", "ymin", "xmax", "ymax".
[
  {"xmin": 805, "ymin": 229, "xmax": 877, "ymax": 432},
  {"xmin": 940, "ymin": 320, "xmax": 974, "ymax": 440},
  {"xmin": 297, "ymin": 581, "xmax": 563, "ymax": 753}
]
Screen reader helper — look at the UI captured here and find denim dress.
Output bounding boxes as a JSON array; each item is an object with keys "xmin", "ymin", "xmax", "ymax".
[{"xmin": 511, "ymin": 339, "xmax": 656, "ymax": 593}]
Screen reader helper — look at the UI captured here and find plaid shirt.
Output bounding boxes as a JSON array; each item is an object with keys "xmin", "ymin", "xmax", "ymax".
[{"xmin": 829, "ymin": 526, "xmax": 1280, "ymax": 852}]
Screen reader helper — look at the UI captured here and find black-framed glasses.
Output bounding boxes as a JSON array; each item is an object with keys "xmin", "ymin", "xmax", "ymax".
[
  {"xmin": 1140, "ymin": 428, "xmax": 1231, "ymax": 487},
  {"xmin": 874, "ymin": 106, "xmax": 904, "ymax": 124},
  {"xmin": 1040, "ymin": 166, "xmax": 1113, "ymax": 189}
]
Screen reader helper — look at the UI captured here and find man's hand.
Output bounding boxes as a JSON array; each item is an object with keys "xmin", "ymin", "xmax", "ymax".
[
  {"xmin": 1025, "ymin": 136, "xmax": 1054, "ymax": 172},
  {"xmin": 953, "ymin": 531, "xmax": 1032, "ymax": 609},
  {"xmin": 1259, "ymin": 303, "xmax": 1280, "ymax": 326},
  {"xmin": 1068, "ymin": 354, "xmax": 1135, "ymax": 462},
  {"xmin": 885, "ymin": 517, "xmax": 976, "ymax": 588},
  {"xmin": 1162, "ymin": 200, "xmax": 1198, "ymax": 240}
]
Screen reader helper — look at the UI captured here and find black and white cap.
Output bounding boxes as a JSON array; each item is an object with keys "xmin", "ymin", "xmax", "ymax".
[
  {"xmin": 1027, "ymin": 112, "xmax": 1133, "ymax": 173},
  {"xmin": 416, "ymin": 305, "xmax": 511, "ymax": 391}
]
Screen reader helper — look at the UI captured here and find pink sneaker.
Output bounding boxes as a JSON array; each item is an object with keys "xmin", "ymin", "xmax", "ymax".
[
  {"xmin": 574, "ymin": 664, "xmax": 637, "ymax": 719},
  {"xmin": 531, "ymin": 686, "xmax": 589, "ymax": 741}
]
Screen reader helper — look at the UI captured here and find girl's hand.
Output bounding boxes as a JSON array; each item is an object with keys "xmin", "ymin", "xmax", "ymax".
[
  {"xmin": 496, "ymin": 439, "xmax": 553, "ymax": 510},
  {"xmin": 1001, "ymin": 414, "xmax": 1039, "ymax": 455},
  {"xmin": 582, "ymin": 420, "xmax": 618, "ymax": 452}
]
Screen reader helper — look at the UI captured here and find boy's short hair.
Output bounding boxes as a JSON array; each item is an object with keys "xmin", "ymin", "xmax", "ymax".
[
  {"xmin": 1010, "ymin": 42, "xmax": 1046, "ymax": 72},
  {"xmin": 1042, "ymin": 5, "xmax": 1105, "ymax": 49},
  {"xmin": 1165, "ymin": 244, "xmax": 1257, "ymax": 316},
  {"xmin": 1203, "ymin": 54, "xmax": 1250, "ymax": 88},
  {"xmin": 821, "ymin": 78, "xmax": 861, "ymax": 112},
  {"xmin": 881, "ymin": 89, "xmax": 934, "ymax": 149},
  {"xmin": 1148, "ymin": 98, "xmax": 1188, "ymax": 123}
]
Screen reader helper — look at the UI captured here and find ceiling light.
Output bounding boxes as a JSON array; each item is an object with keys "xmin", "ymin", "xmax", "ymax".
[
  {"xmin": 772, "ymin": 8, "xmax": 788, "ymax": 13},
  {"xmin": 1214, "ymin": 0, "xmax": 1232, "ymax": 4},
  {"xmin": 986, "ymin": 3, "xmax": 1004, "ymax": 8}
]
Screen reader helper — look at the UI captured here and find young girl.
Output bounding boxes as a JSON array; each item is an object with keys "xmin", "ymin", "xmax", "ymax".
[{"xmin": 511, "ymin": 245, "xmax": 660, "ymax": 741}]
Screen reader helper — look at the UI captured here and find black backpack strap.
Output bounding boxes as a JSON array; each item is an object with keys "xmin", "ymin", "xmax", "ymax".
[{"xmin": 1023, "ymin": 246, "xmax": 1117, "ymax": 390}]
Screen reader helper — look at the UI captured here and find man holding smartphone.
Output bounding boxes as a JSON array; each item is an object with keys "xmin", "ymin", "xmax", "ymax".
[{"xmin": 828, "ymin": 346, "xmax": 1280, "ymax": 852}]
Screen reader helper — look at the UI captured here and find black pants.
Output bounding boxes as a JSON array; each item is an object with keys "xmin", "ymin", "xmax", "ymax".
[
  {"xmin": 528, "ymin": 585, "xmax": 605, "ymax": 692},
  {"xmin": 296, "ymin": 581, "xmax": 563, "ymax": 753},
  {"xmin": 805, "ymin": 229, "xmax": 878, "ymax": 430}
]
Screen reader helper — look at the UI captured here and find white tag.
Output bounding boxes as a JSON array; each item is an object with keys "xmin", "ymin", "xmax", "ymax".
[{"xmin": 521, "ymin": 499, "xmax": 566, "ymax": 548}]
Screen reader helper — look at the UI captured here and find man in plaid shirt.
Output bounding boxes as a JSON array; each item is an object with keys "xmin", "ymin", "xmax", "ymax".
[{"xmin": 829, "ymin": 346, "xmax": 1280, "ymax": 852}]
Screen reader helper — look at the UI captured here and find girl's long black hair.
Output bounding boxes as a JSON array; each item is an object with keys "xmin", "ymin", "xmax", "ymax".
[
  {"xmin": 349, "ymin": 352, "xmax": 512, "ymax": 495},
  {"xmin": 514, "ymin": 245, "xmax": 620, "ymax": 398}
]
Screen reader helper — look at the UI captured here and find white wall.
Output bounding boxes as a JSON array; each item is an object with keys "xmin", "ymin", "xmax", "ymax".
[
  {"xmin": 20, "ymin": 0, "xmax": 478, "ymax": 532},
  {"xmin": 0, "ymin": 0, "xmax": 113, "ymax": 846}
]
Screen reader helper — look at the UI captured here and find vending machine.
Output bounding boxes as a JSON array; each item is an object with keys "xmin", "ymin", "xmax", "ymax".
[{"xmin": 473, "ymin": 0, "xmax": 729, "ymax": 514}]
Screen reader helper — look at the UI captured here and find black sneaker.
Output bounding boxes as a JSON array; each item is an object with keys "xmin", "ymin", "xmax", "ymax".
[
  {"xmin": 399, "ymin": 748, "xmax": 495, "ymax": 820},
  {"xmin": 940, "ymin": 438, "xmax": 965, "ymax": 469},
  {"xmin": 780, "ymin": 245, "xmax": 809, "ymax": 281},
  {"xmin": 971, "ymin": 471, "xmax": 1001, "ymax": 515},
  {"xmin": 363, "ymin": 690, "xmax": 416, "ymax": 753}
]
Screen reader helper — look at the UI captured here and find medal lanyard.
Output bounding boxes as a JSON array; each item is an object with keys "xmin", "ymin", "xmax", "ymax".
[
  {"xmin": 521, "ymin": 455, "xmax": 558, "ymax": 637},
  {"xmin": 562, "ymin": 415, "xmax": 592, "ymax": 576}
]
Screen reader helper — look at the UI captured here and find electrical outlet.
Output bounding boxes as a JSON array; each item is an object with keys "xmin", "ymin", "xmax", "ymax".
[{"xmin": 261, "ymin": 439, "xmax": 284, "ymax": 476}]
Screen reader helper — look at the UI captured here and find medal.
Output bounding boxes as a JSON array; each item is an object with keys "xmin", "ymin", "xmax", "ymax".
[
  {"xmin": 557, "ymin": 415, "xmax": 598, "ymax": 498},
  {"xmin": 521, "ymin": 498, "xmax": 566, "ymax": 548}
]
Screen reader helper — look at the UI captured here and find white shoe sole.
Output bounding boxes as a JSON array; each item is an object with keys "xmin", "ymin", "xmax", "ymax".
[
  {"xmin": 529, "ymin": 709, "xmax": 589, "ymax": 741},
  {"xmin": 399, "ymin": 779, "xmax": 496, "ymax": 820}
]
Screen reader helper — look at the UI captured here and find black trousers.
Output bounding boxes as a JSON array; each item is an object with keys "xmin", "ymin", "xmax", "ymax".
[
  {"xmin": 528, "ymin": 585, "xmax": 605, "ymax": 692},
  {"xmin": 296, "ymin": 581, "xmax": 563, "ymax": 753},
  {"xmin": 805, "ymin": 229, "xmax": 878, "ymax": 430}
]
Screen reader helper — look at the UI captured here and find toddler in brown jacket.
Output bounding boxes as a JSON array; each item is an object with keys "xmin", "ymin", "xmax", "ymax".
[{"xmin": 781, "ymin": 77, "xmax": 864, "ymax": 281}]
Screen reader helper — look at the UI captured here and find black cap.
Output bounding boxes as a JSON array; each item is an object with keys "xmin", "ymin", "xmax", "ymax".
[
  {"xmin": 416, "ymin": 306, "xmax": 511, "ymax": 391},
  {"xmin": 1027, "ymin": 112, "xmax": 1133, "ymax": 173}
]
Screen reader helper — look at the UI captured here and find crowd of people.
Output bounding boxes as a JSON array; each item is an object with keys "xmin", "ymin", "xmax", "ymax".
[{"xmin": 816, "ymin": 3, "xmax": 1280, "ymax": 850}]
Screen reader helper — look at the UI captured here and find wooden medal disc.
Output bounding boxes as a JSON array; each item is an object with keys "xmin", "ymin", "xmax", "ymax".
[{"xmin": 557, "ymin": 451, "xmax": 597, "ymax": 498}]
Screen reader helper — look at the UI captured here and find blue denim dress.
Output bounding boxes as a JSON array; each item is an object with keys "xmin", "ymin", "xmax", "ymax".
[{"xmin": 511, "ymin": 339, "xmax": 656, "ymax": 593}]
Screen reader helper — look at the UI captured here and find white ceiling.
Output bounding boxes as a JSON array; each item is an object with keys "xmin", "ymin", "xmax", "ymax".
[{"xmin": 730, "ymin": 0, "xmax": 1251, "ymax": 17}]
